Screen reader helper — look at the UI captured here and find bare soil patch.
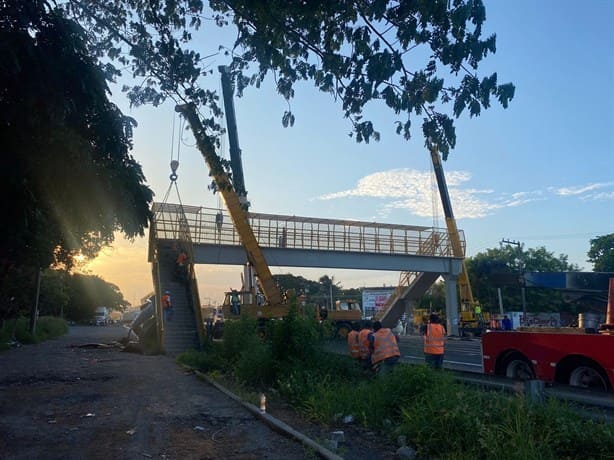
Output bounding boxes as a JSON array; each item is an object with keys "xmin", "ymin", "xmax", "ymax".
[{"xmin": 0, "ymin": 326, "xmax": 398, "ymax": 459}]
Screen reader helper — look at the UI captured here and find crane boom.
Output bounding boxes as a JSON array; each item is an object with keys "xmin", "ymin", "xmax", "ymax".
[
  {"xmin": 175, "ymin": 103, "xmax": 282, "ymax": 305},
  {"xmin": 219, "ymin": 65, "xmax": 249, "ymax": 209},
  {"xmin": 429, "ymin": 146, "xmax": 476, "ymax": 308}
]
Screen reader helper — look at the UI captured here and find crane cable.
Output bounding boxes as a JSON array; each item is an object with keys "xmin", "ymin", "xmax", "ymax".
[
  {"xmin": 156, "ymin": 111, "xmax": 186, "ymax": 219},
  {"xmin": 169, "ymin": 111, "xmax": 182, "ymax": 182},
  {"xmin": 429, "ymin": 154, "xmax": 440, "ymax": 229},
  {"xmin": 214, "ymin": 76, "xmax": 227, "ymax": 231}
]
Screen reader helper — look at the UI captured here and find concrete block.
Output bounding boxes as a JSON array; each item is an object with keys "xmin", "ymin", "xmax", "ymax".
[
  {"xmin": 396, "ymin": 446, "xmax": 416, "ymax": 459},
  {"xmin": 325, "ymin": 439, "xmax": 338, "ymax": 451}
]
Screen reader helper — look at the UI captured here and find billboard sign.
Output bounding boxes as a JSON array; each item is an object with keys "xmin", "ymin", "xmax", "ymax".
[{"xmin": 362, "ymin": 288, "xmax": 395, "ymax": 318}]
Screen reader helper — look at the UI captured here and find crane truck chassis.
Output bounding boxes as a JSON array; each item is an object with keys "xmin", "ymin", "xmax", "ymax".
[{"xmin": 481, "ymin": 277, "xmax": 614, "ymax": 392}]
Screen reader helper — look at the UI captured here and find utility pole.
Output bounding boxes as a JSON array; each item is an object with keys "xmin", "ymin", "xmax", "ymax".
[
  {"xmin": 500, "ymin": 239, "xmax": 527, "ymax": 325},
  {"xmin": 29, "ymin": 267, "xmax": 42, "ymax": 335}
]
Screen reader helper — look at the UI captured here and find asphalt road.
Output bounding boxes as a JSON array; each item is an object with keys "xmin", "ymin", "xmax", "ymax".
[
  {"xmin": 325, "ymin": 333, "xmax": 484, "ymax": 373},
  {"xmin": 397, "ymin": 335, "xmax": 484, "ymax": 373},
  {"xmin": 0, "ymin": 325, "xmax": 404, "ymax": 460},
  {"xmin": 0, "ymin": 325, "xmax": 312, "ymax": 460}
]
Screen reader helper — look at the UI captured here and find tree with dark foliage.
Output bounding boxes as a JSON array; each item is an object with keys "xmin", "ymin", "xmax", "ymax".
[
  {"xmin": 0, "ymin": 0, "xmax": 153, "ymax": 319},
  {"xmin": 1, "ymin": 0, "xmax": 514, "ymax": 321}
]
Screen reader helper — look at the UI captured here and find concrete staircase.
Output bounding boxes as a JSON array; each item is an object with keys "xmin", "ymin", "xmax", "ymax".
[
  {"xmin": 156, "ymin": 242, "xmax": 201, "ymax": 356},
  {"xmin": 377, "ymin": 272, "xmax": 441, "ymax": 328}
]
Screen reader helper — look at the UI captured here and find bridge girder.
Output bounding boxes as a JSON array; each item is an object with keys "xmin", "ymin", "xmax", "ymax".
[{"xmin": 193, "ymin": 243, "xmax": 463, "ymax": 274}]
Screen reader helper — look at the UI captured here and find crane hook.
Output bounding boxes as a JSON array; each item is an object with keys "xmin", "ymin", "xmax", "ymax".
[{"xmin": 170, "ymin": 160, "xmax": 179, "ymax": 182}]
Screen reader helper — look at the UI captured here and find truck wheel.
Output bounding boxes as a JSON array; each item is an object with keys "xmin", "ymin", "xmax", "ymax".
[
  {"xmin": 504, "ymin": 356, "xmax": 535, "ymax": 381},
  {"xmin": 335, "ymin": 323, "xmax": 351, "ymax": 339},
  {"xmin": 569, "ymin": 365, "xmax": 609, "ymax": 391}
]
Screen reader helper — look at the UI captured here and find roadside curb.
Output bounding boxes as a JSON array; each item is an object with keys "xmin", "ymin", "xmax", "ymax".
[{"xmin": 182, "ymin": 365, "xmax": 343, "ymax": 460}]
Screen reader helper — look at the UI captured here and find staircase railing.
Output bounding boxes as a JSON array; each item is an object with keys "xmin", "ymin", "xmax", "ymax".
[
  {"xmin": 148, "ymin": 220, "xmax": 164, "ymax": 352},
  {"xmin": 374, "ymin": 271, "xmax": 419, "ymax": 321},
  {"xmin": 150, "ymin": 203, "xmax": 205, "ymax": 350}
]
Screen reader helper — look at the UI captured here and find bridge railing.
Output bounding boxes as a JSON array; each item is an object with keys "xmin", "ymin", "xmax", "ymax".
[{"xmin": 151, "ymin": 202, "xmax": 465, "ymax": 258}]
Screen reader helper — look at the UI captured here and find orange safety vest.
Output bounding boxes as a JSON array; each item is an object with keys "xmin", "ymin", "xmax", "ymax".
[
  {"xmin": 371, "ymin": 328, "xmax": 400, "ymax": 365},
  {"xmin": 347, "ymin": 330, "xmax": 360, "ymax": 358},
  {"xmin": 176, "ymin": 252, "xmax": 188, "ymax": 265},
  {"xmin": 423, "ymin": 323, "xmax": 445, "ymax": 355},
  {"xmin": 162, "ymin": 294, "xmax": 171, "ymax": 309},
  {"xmin": 358, "ymin": 328, "xmax": 371, "ymax": 360}
]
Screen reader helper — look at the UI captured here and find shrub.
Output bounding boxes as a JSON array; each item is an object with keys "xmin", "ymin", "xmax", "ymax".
[
  {"xmin": 523, "ymin": 398, "xmax": 614, "ymax": 459},
  {"xmin": 33, "ymin": 316, "xmax": 68, "ymax": 341},
  {"xmin": 221, "ymin": 317, "xmax": 259, "ymax": 363},
  {"xmin": 181, "ymin": 316, "xmax": 614, "ymax": 459},
  {"xmin": 267, "ymin": 304, "xmax": 321, "ymax": 367},
  {"xmin": 397, "ymin": 383, "xmax": 614, "ymax": 460},
  {"xmin": 177, "ymin": 345, "xmax": 225, "ymax": 371},
  {"xmin": 234, "ymin": 335, "xmax": 275, "ymax": 386},
  {"xmin": 1, "ymin": 316, "xmax": 68, "ymax": 345}
]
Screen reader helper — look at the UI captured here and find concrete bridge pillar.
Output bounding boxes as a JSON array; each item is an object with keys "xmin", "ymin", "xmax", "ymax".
[{"xmin": 443, "ymin": 274, "xmax": 460, "ymax": 336}]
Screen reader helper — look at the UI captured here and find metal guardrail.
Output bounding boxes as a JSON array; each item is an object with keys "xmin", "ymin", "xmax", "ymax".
[
  {"xmin": 151, "ymin": 202, "xmax": 464, "ymax": 258},
  {"xmin": 451, "ymin": 370, "xmax": 614, "ymax": 422},
  {"xmin": 325, "ymin": 340, "xmax": 614, "ymax": 420}
]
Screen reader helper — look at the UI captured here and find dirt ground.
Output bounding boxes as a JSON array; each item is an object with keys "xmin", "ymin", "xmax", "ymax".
[{"xmin": 0, "ymin": 326, "xmax": 398, "ymax": 459}]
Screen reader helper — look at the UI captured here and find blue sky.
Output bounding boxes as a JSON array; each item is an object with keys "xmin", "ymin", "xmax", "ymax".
[{"xmin": 86, "ymin": 1, "xmax": 614, "ymax": 306}]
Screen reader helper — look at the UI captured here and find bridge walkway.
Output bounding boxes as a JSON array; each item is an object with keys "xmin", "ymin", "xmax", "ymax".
[
  {"xmin": 151, "ymin": 203, "xmax": 464, "ymax": 259},
  {"xmin": 149, "ymin": 202, "xmax": 464, "ymax": 335}
]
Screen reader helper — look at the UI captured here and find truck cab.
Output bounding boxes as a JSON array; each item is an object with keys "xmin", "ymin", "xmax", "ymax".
[
  {"xmin": 317, "ymin": 300, "xmax": 362, "ymax": 338},
  {"xmin": 94, "ymin": 306, "xmax": 110, "ymax": 326}
]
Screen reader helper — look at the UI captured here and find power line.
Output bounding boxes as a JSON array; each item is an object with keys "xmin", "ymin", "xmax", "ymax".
[
  {"xmin": 509, "ymin": 232, "xmax": 611, "ymax": 241},
  {"xmin": 500, "ymin": 238, "xmax": 521, "ymax": 248}
]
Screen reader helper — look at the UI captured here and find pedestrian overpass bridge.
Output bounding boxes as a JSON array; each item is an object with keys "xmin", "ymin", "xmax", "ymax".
[{"xmin": 149, "ymin": 202, "xmax": 464, "ymax": 334}]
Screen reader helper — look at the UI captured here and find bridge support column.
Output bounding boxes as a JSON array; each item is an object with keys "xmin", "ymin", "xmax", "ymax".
[{"xmin": 443, "ymin": 274, "xmax": 460, "ymax": 336}]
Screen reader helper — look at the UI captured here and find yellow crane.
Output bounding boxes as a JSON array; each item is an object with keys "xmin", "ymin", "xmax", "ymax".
[
  {"xmin": 176, "ymin": 103, "xmax": 283, "ymax": 311},
  {"xmin": 177, "ymin": 101, "xmax": 362, "ymax": 334},
  {"xmin": 429, "ymin": 146, "xmax": 486, "ymax": 332}
]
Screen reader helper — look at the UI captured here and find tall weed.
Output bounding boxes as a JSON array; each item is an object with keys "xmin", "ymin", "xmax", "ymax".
[
  {"xmin": 267, "ymin": 304, "xmax": 321, "ymax": 367},
  {"xmin": 220, "ymin": 317, "xmax": 259, "ymax": 363},
  {"xmin": 177, "ymin": 317, "xmax": 614, "ymax": 459},
  {"xmin": 234, "ymin": 334, "xmax": 275, "ymax": 385},
  {"xmin": 177, "ymin": 345, "xmax": 225, "ymax": 371},
  {"xmin": 1, "ymin": 316, "xmax": 68, "ymax": 345}
]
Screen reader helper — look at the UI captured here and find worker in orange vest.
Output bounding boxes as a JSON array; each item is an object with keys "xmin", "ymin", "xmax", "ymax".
[
  {"xmin": 422, "ymin": 313, "xmax": 446, "ymax": 369},
  {"xmin": 162, "ymin": 290, "xmax": 173, "ymax": 322},
  {"xmin": 347, "ymin": 323, "xmax": 361, "ymax": 360},
  {"xmin": 368, "ymin": 320, "xmax": 401, "ymax": 375},
  {"xmin": 357, "ymin": 320, "xmax": 373, "ymax": 370},
  {"xmin": 175, "ymin": 250, "xmax": 189, "ymax": 282}
]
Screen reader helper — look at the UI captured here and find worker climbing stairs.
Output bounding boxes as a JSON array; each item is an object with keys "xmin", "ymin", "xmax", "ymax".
[{"xmin": 154, "ymin": 240, "xmax": 203, "ymax": 356}]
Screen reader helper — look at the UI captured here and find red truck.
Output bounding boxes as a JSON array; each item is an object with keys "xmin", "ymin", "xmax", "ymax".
[{"xmin": 482, "ymin": 277, "xmax": 614, "ymax": 392}]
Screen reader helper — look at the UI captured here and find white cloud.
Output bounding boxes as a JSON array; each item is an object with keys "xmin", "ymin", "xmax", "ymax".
[
  {"xmin": 581, "ymin": 191, "xmax": 614, "ymax": 201},
  {"xmin": 316, "ymin": 169, "xmax": 601, "ymax": 220},
  {"xmin": 555, "ymin": 181, "xmax": 614, "ymax": 197},
  {"xmin": 318, "ymin": 169, "xmax": 523, "ymax": 219}
]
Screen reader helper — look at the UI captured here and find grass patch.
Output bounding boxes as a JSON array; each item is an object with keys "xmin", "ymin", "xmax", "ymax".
[
  {"xmin": 180, "ymin": 310, "xmax": 614, "ymax": 458},
  {"xmin": 1, "ymin": 316, "xmax": 68, "ymax": 348}
]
